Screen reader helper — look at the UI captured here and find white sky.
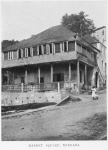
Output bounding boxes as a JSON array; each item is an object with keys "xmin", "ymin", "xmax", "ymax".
[{"xmin": 1, "ymin": 1, "xmax": 107, "ymax": 41}]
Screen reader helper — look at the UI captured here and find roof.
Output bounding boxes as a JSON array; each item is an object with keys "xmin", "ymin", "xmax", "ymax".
[
  {"xmin": 3, "ymin": 25, "xmax": 76, "ymax": 52},
  {"xmin": 93, "ymin": 26, "xmax": 106, "ymax": 32},
  {"xmin": 82, "ymin": 35, "xmax": 99, "ymax": 44}
]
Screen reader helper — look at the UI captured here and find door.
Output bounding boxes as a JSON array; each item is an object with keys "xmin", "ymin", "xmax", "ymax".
[{"xmin": 95, "ymin": 72, "xmax": 98, "ymax": 88}]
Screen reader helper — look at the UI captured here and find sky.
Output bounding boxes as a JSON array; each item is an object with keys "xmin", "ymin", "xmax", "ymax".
[{"xmin": 1, "ymin": 1, "xmax": 107, "ymax": 41}]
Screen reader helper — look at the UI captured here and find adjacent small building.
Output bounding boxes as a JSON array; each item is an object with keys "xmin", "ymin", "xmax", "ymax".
[{"xmin": 2, "ymin": 25, "xmax": 105, "ymax": 93}]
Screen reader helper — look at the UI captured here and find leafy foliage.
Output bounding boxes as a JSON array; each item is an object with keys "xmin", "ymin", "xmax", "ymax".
[
  {"xmin": 2, "ymin": 39, "xmax": 19, "ymax": 51},
  {"xmin": 61, "ymin": 11, "xmax": 96, "ymax": 36}
]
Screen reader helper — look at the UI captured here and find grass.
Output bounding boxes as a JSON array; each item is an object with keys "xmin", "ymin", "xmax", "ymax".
[{"xmin": 2, "ymin": 102, "xmax": 56, "ymax": 114}]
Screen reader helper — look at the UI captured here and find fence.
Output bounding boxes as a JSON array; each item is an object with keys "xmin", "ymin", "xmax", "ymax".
[{"xmin": 2, "ymin": 81, "xmax": 78, "ymax": 93}]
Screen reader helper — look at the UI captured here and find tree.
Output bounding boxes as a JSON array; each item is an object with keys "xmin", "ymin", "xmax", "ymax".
[
  {"xmin": 2, "ymin": 40, "xmax": 19, "ymax": 51},
  {"xmin": 61, "ymin": 11, "xmax": 96, "ymax": 37}
]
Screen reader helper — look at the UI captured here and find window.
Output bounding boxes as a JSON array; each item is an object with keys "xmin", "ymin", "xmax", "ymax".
[
  {"xmin": 23, "ymin": 49, "xmax": 26, "ymax": 57},
  {"xmin": 87, "ymin": 49, "xmax": 91, "ymax": 59},
  {"xmin": 39, "ymin": 45, "xmax": 42, "ymax": 55},
  {"xmin": 91, "ymin": 51, "xmax": 94, "ymax": 61},
  {"xmin": 43, "ymin": 45, "xmax": 47, "ymax": 54},
  {"xmin": 102, "ymin": 30, "xmax": 104, "ymax": 35},
  {"xmin": 102, "ymin": 61, "xmax": 103, "ymax": 69},
  {"xmin": 18, "ymin": 49, "xmax": 22, "ymax": 59},
  {"xmin": 105, "ymin": 63, "xmax": 106, "ymax": 73},
  {"xmin": 28, "ymin": 48, "xmax": 31, "ymax": 57},
  {"xmin": 13, "ymin": 50, "xmax": 17, "ymax": 59},
  {"xmin": 4, "ymin": 52, "xmax": 8, "ymax": 60},
  {"xmin": 55, "ymin": 43, "xmax": 60, "ymax": 53},
  {"xmin": 82, "ymin": 46, "xmax": 86, "ymax": 56},
  {"xmin": 49, "ymin": 43, "xmax": 52, "ymax": 53},
  {"xmin": 68, "ymin": 41, "xmax": 75, "ymax": 51},
  {"xmin": 46, "ymin": 44, "xmax": 50, "ymax": 54},
  {"xmin": 77, "ymin": 43, "xmax": 82, "ymax": 53},
  {"xmin": 33, "ymin": 47, "xmax": 38, "ymax": 56},
  {"xmin": 30, "ymin": 47, "xmax": 33, "ymax": 56},
  {"xmin": 53, "ymin": 73, "xmax": 64, "ymax": 82},
  {"xmin": 40, "ymin": 77, "xmax": 44, "ymax": 83},
  {"xmin": 21, "ymin": 77, "xmax": 25, "ymax": 83},
  {"xmin": 8, "ymin": 51, "xmax": 13, "ymax": 60},
  {"xmin": 64, "ymin": 42, "xmax": 67, "ymax": 52},
  {"xmin": 80, "ymin": 71, "xmax": 82, "ymax": 83}
]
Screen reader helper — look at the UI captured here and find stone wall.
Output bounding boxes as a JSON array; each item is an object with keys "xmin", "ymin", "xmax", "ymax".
[{"xmin": 2, "ymin": 91, "xmax": 61, "ymax": 106}]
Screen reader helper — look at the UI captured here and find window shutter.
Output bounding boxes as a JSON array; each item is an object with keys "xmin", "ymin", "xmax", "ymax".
[
  {"xmin": 37, "ymin": 46, "xmax": 39, "ymax": 55},
  {"xmin": 46, "ymin": 44, "xmax": 50, "ymax": 54},
  {"xmin": 21, "ymin": 49, "xmax": 23, "ymax": 58},
  {"xmin": 17, "ymin": 50, "xmax": 19, "ymax": 59},
  {"xmin": 8, "ymin": 52, "xmax": 9, "ymax": 60},
  {"xmin": 25, "ymin": 48, "xmax": 28, "ymax": 57},
  {"xmin": 52, "ymin": 43, "xmax": 54, "ymax": 53},
  {"xmin": 41, "ymin": 45, "xmax": 44, "ymax": 55},
  {"xmin": 66, "ymin": 41, "xmax": 68, "ymax": 51},
  {"xmin": 11, "ymin": 51, "xmax": 13, "ymax": 59},
  {"xmin": 30, "ymin": 47, "xmax": 33, "ymax": 56},
  {"xmin": 2, "ymin": 53, "xmax": 4, "ymax": 60},
  {"xmin": 60, "ymin": 43, "xmax": 63, "ymax": 52},
  {"xmin": 53, "ymin": 44, "xmax": 55, "ymax": 53}
]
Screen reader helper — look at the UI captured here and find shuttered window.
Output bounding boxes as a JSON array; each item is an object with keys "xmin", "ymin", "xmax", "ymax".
[
  {"xmin": 23, "ymin": 49, "xmax": 26, "ymax": 57},
  {"xmin": 4, "ymin": 52, "xmax": 8, "ymax": 60},
  {"xmin": 30, "ymin": 47, "xmax": 33, "ymax": 56},
  {"xmin": 18, "ymin": 49, "xmax": 22, "ymax": 58},
  {"xmin": 43, "ymin": 45, "xmax": 47, "ymax": 54},
  {"xmin": 13, "ymin": 50, "xmax": 17, "ymax": 59},
  {"xmin": 49, "ymin": 43, "xmax": 52, "ymax": 53},
  {"xmin": 68, "ymin": 41, "xmax": 75, "ymax": 51},
  {"xmin": 82, "ymin": 46, "xmax": 86, "ymax": 56},
  {"xmin": 33, "ymin": 47, "xmax": 38, "ymax": 56},
  {"xmin": 28, "ymin": 48, "xmax": 31, "ymax": 57},
  {"xmin": 64, "ymin": 42, "xmax": 67, "ymax": 52},
  {"xmin": 55, "ymin": 43, "xmax": 60, "ymax": 53},
  {"xmin": 46, "ymin": 44, "xmax": 50, "ymax": 54}
]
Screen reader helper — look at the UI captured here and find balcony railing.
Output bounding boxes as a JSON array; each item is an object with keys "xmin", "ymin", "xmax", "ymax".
[{"xmin": 2, "ymin": 81, "xmax": 78, "ymax": 93}]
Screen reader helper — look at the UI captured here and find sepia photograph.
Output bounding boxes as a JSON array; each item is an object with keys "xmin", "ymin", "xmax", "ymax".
[{"xmin": 1, "ymin": 0, "xmax": 107, "ymax": 147}]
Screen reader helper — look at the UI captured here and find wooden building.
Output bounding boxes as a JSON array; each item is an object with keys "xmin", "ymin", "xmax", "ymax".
[{"xmin": 2, "ymin": 25, "xmax": 101, "ymax": 92}]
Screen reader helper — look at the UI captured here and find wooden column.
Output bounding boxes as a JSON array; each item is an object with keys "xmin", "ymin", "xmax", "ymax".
[
  {"xmin": 51, "ymin": 64, "xmax": 53, "ymax": 82},
  {"xmin": 25, "ymin": 69, "xmax": 28, "ymax": 84},
  {"xmin": 85, "ymin": 64, "xmax": 87, "ymax": 89},
  {"xmin": 77, "ymin": 60, "xmax": 80, "ymax": 93},
  {"xmin": 38, "ymin": 66, "xmax": 40, "ymax": 83},
  {"xmin": 69, "ymin": 62, "xmax": 71, "ymax": 81}
]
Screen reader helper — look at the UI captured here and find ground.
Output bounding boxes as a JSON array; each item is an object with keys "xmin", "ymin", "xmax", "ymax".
[{"xmin": 2, "ymin": 91, "xmax": 107, "ymax": 141}]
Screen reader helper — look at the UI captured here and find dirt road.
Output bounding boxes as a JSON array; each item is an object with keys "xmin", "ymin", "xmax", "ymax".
[{"xmin": 2, "ymin": 92, "xmax": 107, "ymax": 141}]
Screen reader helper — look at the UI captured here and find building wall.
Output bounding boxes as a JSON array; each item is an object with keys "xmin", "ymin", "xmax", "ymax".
[
  {"xmin": 92, "ymin": 27, "xmax": 106, "ymax": 46},
  {"xmin": 97, "ymin": 43, "xmax": 106, "ymax": 84},
  {"xmin": 11, "ymin": 62, "xmax": 79, "ymax": 84}
]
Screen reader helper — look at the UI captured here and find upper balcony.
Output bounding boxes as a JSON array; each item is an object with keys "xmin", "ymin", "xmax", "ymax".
[{"xmin": 2, "ymin": 41, "xmax": 97, "ymax": 69}]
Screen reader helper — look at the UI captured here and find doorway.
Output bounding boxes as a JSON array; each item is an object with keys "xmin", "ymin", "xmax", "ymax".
[{"xmin": 95, "ymin": 72, "xmax": 98, "ymax": 88}]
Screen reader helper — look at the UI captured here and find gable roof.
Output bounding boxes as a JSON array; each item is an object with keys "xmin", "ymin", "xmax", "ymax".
[{"xmin": 3, "ymin": 25, "xmax": 76, "ymax": 52}]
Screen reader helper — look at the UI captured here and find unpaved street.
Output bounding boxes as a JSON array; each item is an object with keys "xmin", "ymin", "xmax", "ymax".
[{"xmin": 2, "ymin": 92, "xmax": 107, "ymax": 141}]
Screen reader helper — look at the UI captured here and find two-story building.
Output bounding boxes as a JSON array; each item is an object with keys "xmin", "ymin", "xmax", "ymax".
[{"xmin": 2, "ymin": 25, "xmax": 100, "ymax": 92}]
